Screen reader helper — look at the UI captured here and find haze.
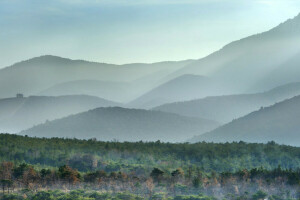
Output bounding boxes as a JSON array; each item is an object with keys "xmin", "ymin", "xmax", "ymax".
[{"xmin": 1, "ymin": 0, "xmax": 300, "ymax": 67}]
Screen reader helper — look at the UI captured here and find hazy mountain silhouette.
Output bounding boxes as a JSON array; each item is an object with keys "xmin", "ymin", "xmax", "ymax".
[
  {"xmin": 39, "ymin": 69, "xmax": 180, "ymax": 103},
  {"xmin": 189, "ymin": 95, "xmax": 300, "ymax": 146},
  {"xmin": 21, "ymin": 107, "xmax": 220, "ymax": 142},
  {"xmin": 0, "ymin": 55, "xmax": 193, "ymax": 102},
  {"xmin": 128, "ymin": 74, "xmax": 220, "ymax": 108},
  {"xmin": 39, "ymin": 80, "xmax": 133, "ymax": 102},
  {"xmin": 127, "ymin": 14, "xmax": 300, "ymax": 108},
  {"xmin": 170, "ymin": 13, "xmax": 300, "ymax": 94},
  {"xmin": 0, "ymin": 95, "xmax": 119, "ymax": 133},
  {"xmin": 154, "ymin": 82, "xmax": 300, "ymax": 123}
]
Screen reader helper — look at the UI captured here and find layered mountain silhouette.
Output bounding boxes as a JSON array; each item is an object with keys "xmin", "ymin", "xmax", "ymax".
[
  {"xmin": 189, "ymin": 95, "xmax": 300, "ymax": 146},
  {"xmin": 39, "ymin": 80, "xmax": 133, "ymax": 102},
  {"xmin": 170, "ymin": 13, "xmax": 300, "ymax": 94},
  {"xmin": 154, "ymin": 82, "xmax": 300, "ymax": 123},
  {"xmin": 0, "ymin": 55, "xmax": 193, "ymax": 102},
  {"xmin": 20, "ymin": 107, "xmax": 220, "ymax": 142},
  {"xmin": 125, "ymin": 14, "xmax": 300, "ymax": 108},
  {"xmin": 0, "ymin": 95, "xmax": 119, "ymax": 133},
  {"xmin": 2, "ymin": 13, "xmax": 300, "ymax": 144},
  {"xmin": 128, "ymin": 74, "xmax": 221, "ymax": 108}
]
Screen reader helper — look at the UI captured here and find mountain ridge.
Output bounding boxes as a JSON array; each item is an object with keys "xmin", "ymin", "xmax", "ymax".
[
  {"xmin": 189, "ymin": 94, "xmax": 300, "ymax": 146},
  {"xmin": 0, "ymin": 94, "xmax": 119, "ymax": 133},
  {"xmin": 154, "ymin": 81, "xmax": 300, "ymax": 123},
  {"xmin": 21, "ymin": 106, "xmax": 221, "ymax": 142}
]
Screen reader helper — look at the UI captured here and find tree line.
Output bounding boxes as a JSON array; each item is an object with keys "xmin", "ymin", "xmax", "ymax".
[
  {"xmin": 1, "ymin": 162, "xmax": 300, "ymax": 199},
  {"xmin": 1, "ymin": 134, "xmax": 300, "ymax": 173}
]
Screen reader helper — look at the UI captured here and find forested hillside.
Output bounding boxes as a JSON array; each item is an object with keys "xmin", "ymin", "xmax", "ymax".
[
  {"xmin": 20, "ymin": 107, "xmax": 219, "ymax": 142},
  {"xmin": 2, "ymin": 134, "xmax": 300, "ymax": 173},
  {"xmin": 2, "ymin": 134, "xmax": 300, "ymax": 199},
  {"xmin": 190, "ymin": 95, "xmax": 300, "ymax": 146}
]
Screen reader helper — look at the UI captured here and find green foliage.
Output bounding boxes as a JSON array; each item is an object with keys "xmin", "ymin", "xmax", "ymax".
[
  {"xmin": 1, "ymin": 194, "xmax": 23, "ymax": 200},
  {"xmin": 150, "ymin": 168, "xmax": 164, "ymax": 181},
  {"xmin": 252, "ymin": 190, "xmax": 268, "ymax": 200},
  {"xmin": 0, "ymin": 190, "xmax": 221, "ymax": 200},
  {"xmin": 173, "ymin": 194, "xmax": 216, "ymax": 200},
  {"xmin": 192, "ymin": 177, "xmax": 202, "ymax": 188},
  {"xmin": 2, "ymin": 134, "xmax": 300, "ymax": 173},
  {"xmin": 32, "ymin": 191, "xmax": 53, "ymax": 200},
  {"xmin": 1, "ymin": 134, "xmax": 300, "ymax": 200}
]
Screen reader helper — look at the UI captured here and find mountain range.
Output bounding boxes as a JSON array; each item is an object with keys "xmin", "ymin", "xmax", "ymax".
[
  {"xmin": 154, "ymin": 82, "xmax": 300, "ymax": 123},
  {"xmin": 128, "ymin": 74, "xmax": 218, "ymax": 108},
  {"xmin": 1, "ymin": 13, "xmax": 300, "ymax": 144},
  {"xmin": 0, "ymin": 55, "xmax": 193, "ymax": 102},
  {"xmin": 21, "ymin": 107, "xmax": 220, "ymax": 142},
  {"xmin": 0, "ymin": 95, "xmax": 119, "ymax": 133},
  {"xmin": 125, "ymin": 13, "xmax": 300, "ymax": 108},
  {"xmin": 171, "ymin": 13, "xmax": 300, "ymax": 94},
  {"xmin": 1, "ymin": 14, "xmax": 300, "ymax": 107},
  {"xmin": 189, "ymin": 95, "xmax": 300, "ymax": 146}
]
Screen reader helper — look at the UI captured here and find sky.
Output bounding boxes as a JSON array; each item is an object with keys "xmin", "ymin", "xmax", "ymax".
[{"xmin": 1, "ymin": 0, "xmax": 300, "ymax": 68}]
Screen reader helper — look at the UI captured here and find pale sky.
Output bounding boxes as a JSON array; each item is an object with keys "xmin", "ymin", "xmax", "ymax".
[{"xmin": 1, "ymin": 0, "xmax": 300, "ymax": 68}]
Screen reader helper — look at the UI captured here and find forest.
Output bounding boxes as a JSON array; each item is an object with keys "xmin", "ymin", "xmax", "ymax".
[{"xmin": 2, "ymin": 134, "xmax": 300, "ymax": 199}]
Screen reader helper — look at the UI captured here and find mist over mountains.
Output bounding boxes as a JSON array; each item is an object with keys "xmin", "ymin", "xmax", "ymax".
[
  {"xmin": 154, "ymin": 82, "xmax": 300, "ymax": 123},
  {"xmin": 21, "ymin": 107, "xmax": 220, "ymax": 142},
  {"xmin": 189, "ymin": 95, "xmax": 300, "ymax": 146},
  {"xmin": 173, "ymin": 13, "xmax": 300, "ymax": 94},
  {"xmin": 0, "ymin": 55, "xmax": 193, "ymax": 102},
  {"xmin": 0, "ymin": 95, "xmax": 119, "ymax": 133},
  {"xmin": 1, "ymin": 13, "xmax": 300, "ymax": 145},
  {"xmin": 128, "ymin": 74, "xmax": 216, "ymax": 108}
]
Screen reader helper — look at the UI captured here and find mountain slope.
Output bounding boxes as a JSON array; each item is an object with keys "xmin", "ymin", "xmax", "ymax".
[
  {"xmin": 39, "ymin": 69, "xmax": 178, "ymax": 103},
  {"xmin": 0, "ymin": 55, "xmax": 193, "ymax": 101},
  {"xmin": 189, "ymin": 95, "xmax": 300, "ymax": 146},
  {"xmin": 129, "ymin": 14, "xmax": 300, "ymax": 108},
  {"xmin": 21, "ymin": 107, "xmax": 220, "ymax": 142},
  {"xmin": 154, "ymin": 82, "xmax": 300, "ymax": 123},
  {"xmin": 128, "ymin": 74, "xmax": 221, "ymax": 108},
  {"xmin": 171, "ymin": 13, "xmax": 300, "ymax": 94},
  {"xmin": 0, "ymin": 95, "xmax": 119, "ymax": 133},
  {"xmin": 39, "ymin": 80, "xmax": 133, "ymax": 102}
]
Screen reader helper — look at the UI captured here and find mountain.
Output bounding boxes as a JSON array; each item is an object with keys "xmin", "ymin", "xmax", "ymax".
[
  {"xmin": 129, "ymin": 14, "xmax": 300, "ymax": 108},
  {"xmin": 20, "ymin": 107, "xmax": 220, "ymax": 142},
  {"xmin": 170, "ymin": 13, "xmax": 300, "ymax": 94},
  {"xmin": 39, "ymin": 69, "xmax": 178, "ymax": 103},
  {"xmin": 154, "ymin": 82, "xmax": 300, "ymax": 123},
  {"xmin": 39, "ymin": 80, "xmax": 133, "ymax": 102},
  {"xmin": 0, "ymin": 95, "xmax": 119, "ymax": 133},
  {"xmin": 0, "ymin": 55, "xmax": 193, "ymax": 102},
  {"xmin": 128, "ymin": 74, "xmax": 221, "ymax": 108},
  {"xmin": 189, "ymin": 95, "xmax": 300, "ymax": 146}
]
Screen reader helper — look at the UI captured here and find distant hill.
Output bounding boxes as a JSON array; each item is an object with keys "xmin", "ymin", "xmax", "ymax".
[
  {"xmin": 0, "ymin": 95, "xmax": 119, "ymax": 133},
  {"xmin": 21, "ymin": 107, "xmax": 220, "ymax": 142},
  {"xmin": 170, "ymin": 13, "xmax": 300, "ymax": 95},
  {"xmin": 154, "ymin": 82, "xmax": 300, "ymax": 123},
  {"xmin": 129, "ymin": 14, "xmax": 300, "ymax": 108},
  {"xmin": 39, "ymin": 70, "xmax": 177, "ymax": 103},
  {"xmin": 128, "ymin": 74, "xmax": 221, "ymax": 108},
  {"xmin": 0, "ymin": 55, "xmax": 193, "ymax": 102},
  {"xmin": 39, "ymin": 80, "xmax": 133, "ymax": 102},
  {"xmin": 189, "ymin": 95, "xmax": 300, "ymax": 146}
]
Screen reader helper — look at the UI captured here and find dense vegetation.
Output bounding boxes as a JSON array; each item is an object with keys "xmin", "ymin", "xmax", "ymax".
[
  {"xmin": 2, "ymin": 134, "xmax": 300, "ymax": 173},
  {"xmin": 0, "ymin": 189, "xmax": 294, "ymax": 200},
  {"xmin": 1, "ymin": 162, "xmax": 300, "ymax": 199},
  {"xmin": 3, "ymin": 134, "xmax": 300, "ymax": 199}
]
